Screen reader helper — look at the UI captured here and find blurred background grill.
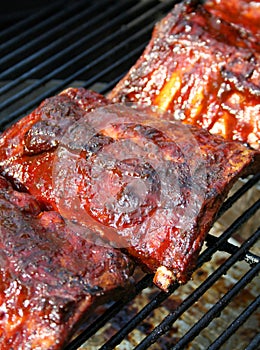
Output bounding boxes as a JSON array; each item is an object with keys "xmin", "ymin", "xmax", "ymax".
[{"xmin": 0, "ymin": 1, "xmax": 259, "ymax": 349}]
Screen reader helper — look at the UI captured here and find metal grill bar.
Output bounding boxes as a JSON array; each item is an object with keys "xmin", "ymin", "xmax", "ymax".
[
  {"xmin": 65, "ymin": 274, "xmax": 154, "ymax": 350},
  {"xmin": 0, "ymin": 2, "xmax": 115, "ymax": 84},
  {"xmin": 81, "ymin": 44, "xmax": 144, "ymax": 90},
  {"xmin": 217, "ymin": 173, "xmax": 260, "ymax": 218},
  {"xmin": 208, "ymin": 295, "xmax": 260, "ymax": 350},
  {"xmin": 202, "ymin": 200, "xmax": 260, "ymax": 264},
  {"xmin": 0, "ymin": 20, "xmax": 150, "ymax": 113},
  {"xmin": 98, "ymin": 281, "xmax": 179, "ymax": 350},
  {"xmin": 0, "ymin": 0, "xmax": 175, "ymax": 129},
  {"xmin": 172, "ymin": 265, "xmax": 260, "ymax": 350},
  {"xmin": 0, "ymin": 1, "xmax": 96, "ymax": 67},
  {"xmin": 0, "ymin": 1, "xmax": 65, "ymax": 42},
  {"xmin": 0, "ymin": 27, "xmax": 148, "ymax": 128},
  {"xmin": 171, "ymin": 234, "xmax": 260, "ymax": 349},
  {"xmin": 245, "ymin": 333, "xmax": 260, "ymax": 350},
  {"xmin": 0, "ymin": 0, "xmax": 138, "ymax": 82},
  {"xmin": 134, "ymin": 227, "xmax": 260, "ymax": 350},
  {"xmin": 206, "ymin": 234, "xmax": 260, "ymax": 265},
  {"xmin": 0, "ymin": 0, "xmax": 139, "ymax": 96}
]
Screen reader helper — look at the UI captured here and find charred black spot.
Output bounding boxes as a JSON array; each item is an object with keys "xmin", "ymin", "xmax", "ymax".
[
  {"xmin": 84, "ymin": 133, "xmax": 114, "ymax": 159},
  {"xmin": 24, "ymin": 121, "xmax": 61, "ymax": 155}
]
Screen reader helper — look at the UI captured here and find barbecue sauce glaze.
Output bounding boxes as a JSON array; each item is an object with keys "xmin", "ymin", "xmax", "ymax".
[{"xmin": 0, "ymin": 88, "xmax": 259, "ymax": 291}]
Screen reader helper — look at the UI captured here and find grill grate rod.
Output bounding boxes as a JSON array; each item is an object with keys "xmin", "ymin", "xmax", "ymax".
[
  {"xmin": 0, "ymin": 0, "xmax": 137, "ymax": 88},
  {"xmin": 99, "ymin": 74, "xmax": 126, "ymax": 95},
  {"xmin": 98, "ymin": 281, "xmax": 180, "ymax": 350},
  {"xmin": 245, "ymin": 332, "xmax": 260, "ymax": 350},
  {"xmin": 0, "ymin": 0, "xmax": 94, "ymax": 61},
  {"xmin": 0, "ymin": 23, "xmax": 152, "ymax": 128},
  {"xmin": 0, "ymin": 1, "xmax": 66, "ymax": 43},
  {"xmin": 94, "ymin": 233, "xmax": 259, "ymax": 350},
  {"xmin": 85, "ymin": 199, "xmax": 259, "ymax": 350},
  {"xmin": 207, "ymin": 295, "xmax": 260, "ymax": 350},
  {"xmin": 0, "ymin": 0, "xmax": 100, "ymax": 71},
  {"xmin": 134, "ymin": 227, "xmax": 260, "ymax": 350},
  {"xmin": 202, "ymin": 199, "xmax": 260, "ymax": 264},
  {"xmin": 65, "ymin": 274, "xmax": 154, "ymax": 350},
  {"xmin": 206, "ymin": 234, "xmax": 260, "ymax": 266},
  {"xmin": 0, "ymin": 2, "xmax": 175, "ymax": 128},
  {"xmin": 206, "ymin": 235, "xmax": 260, "ymax": 266},
  {"xmin": 217, "ymin": 173, "xmax": 260, "ymax": 218},
  {"xmin": 171, "ymin": 253, "xmax": 260, "ymax": 350},
  {"xmin": 82, "ymin": 44, "xmax": 144, "ymax": 90}
]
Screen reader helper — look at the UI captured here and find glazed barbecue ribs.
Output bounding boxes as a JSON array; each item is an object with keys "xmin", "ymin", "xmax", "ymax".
[
  {"xmin": 0, "ymin": 88, "xmax": 109, "ymax": 210},
  {"xmin": 0, "ymin": 87, "xmax": 259, "ymax": 292},
  {"xmin": 108, "ymin": 0, "xmax": 260, "ymax": 150},
  {"xmin": 204, "ymin": 0, "xmax": 260, "ymax": 39},
  {"xmin": 0, "ymin": 175, "xmax": 134, "ymax": 349}
]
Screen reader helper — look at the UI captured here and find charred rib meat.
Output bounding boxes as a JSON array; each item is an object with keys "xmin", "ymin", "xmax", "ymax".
[
  {"xmin": 108, "ymin": 0, "xmax": 260, "ymax": 150},
  {"xmin": 204, "ymin": 0, "xmax": 260, "ymax": 40},
  {"xmin": 0, "ymin": 88, "xmax": 109, "ymax": 210},
  {"xmin": 0, "ymin": 88, "xmax": 259, "ymax": 291},
  {"xmin": 0, "ymin": 175, "xmax": 134, "ymax": 349}
]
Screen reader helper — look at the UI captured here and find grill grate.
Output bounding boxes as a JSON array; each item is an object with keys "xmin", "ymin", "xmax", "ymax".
[
  {"xmin": 0, "ymin": 0, "xmax": 175, "ymax": 128},
  {"xmin": 0, "ymin": 1, "xmax": 259, "ymax": 349}
]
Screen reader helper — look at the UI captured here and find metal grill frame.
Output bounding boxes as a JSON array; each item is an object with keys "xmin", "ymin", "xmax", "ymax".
[{"xmin": 0, "ymin": 1, "xmax": 259, "ymax": 349}]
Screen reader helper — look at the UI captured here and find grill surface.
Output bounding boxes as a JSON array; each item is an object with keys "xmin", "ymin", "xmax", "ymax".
[{"xmin": 0, "ymin": 1, "xmax": 259, "ymax": 349}]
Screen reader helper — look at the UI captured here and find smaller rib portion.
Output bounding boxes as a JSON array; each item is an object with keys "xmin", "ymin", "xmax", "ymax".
[{"xmin": 108, "ymin": 0, "xmax": 260, "ymax": 150}]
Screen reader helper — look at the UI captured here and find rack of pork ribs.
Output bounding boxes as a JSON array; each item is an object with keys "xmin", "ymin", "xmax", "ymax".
[
  {"xmin": 109, "ymin": 0, "xmax": 260, "ymax": 151},
  {"xmin": 0, "ymin": 0, "xmax": 259, "ymax": 349}
]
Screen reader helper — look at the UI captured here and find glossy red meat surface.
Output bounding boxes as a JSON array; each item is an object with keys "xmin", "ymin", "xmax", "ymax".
[
  {"xmin": 0, "ymin": 88, "xmax": 109, "ymax": 210},
  {"xmin": 0, "ymin": 88, "xmax": 259, "ymax": 291},
  {"xmin": 108, "ymin": 0, "xmax": 260, "ymax": 150},
  {"xmin": 204, "ymin": 0, "xmax": 260, "ymax": 39},
  {"xmin": 0, "ymin": 175, "xmax": 134, "ymax": 349}
]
